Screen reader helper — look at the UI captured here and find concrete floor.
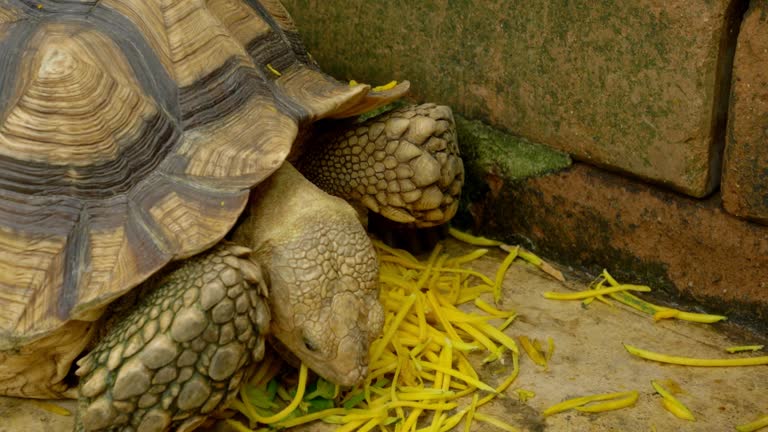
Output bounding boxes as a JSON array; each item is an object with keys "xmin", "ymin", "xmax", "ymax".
[
  {"xmin": 1, "ymin": 241, "xmax": 766, "ymax": 431},
  {"xmin": 468, "ymin": 250, "xmax": 767, "ymax": 431}
]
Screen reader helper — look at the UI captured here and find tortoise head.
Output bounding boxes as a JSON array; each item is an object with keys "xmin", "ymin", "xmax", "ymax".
[
  {"xmin": 234, "ymin": 163, "xmax": 385, "ymax": 386},
  {"xmin": 264, "ymin": 216, "xmax": 384, "ymax": 387}
]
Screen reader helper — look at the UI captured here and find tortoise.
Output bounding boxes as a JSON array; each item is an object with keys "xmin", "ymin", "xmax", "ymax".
[{"xmin": 0, "ymin": 1, "xmax": 464, "ymax": 431}]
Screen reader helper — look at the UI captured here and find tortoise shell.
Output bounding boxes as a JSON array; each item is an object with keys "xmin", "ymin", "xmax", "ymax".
[{"xmin": 0, "ymin": 0, "xmax": 407, "ymax": 347}]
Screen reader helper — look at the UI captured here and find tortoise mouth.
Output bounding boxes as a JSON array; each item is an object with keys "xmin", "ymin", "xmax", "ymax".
[
  {"xmin": 268, "ymin": 332, "xmax": 369, "ymax": 387},
  {"xmin": 331, "ymin": 366, "xmax": 368, "ymax": 387}
]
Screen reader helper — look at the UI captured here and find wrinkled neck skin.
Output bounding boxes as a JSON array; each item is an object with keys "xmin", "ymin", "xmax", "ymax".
[{"xmin": 233, "ymin": 163, "xmax": 383, "ymax": 386}]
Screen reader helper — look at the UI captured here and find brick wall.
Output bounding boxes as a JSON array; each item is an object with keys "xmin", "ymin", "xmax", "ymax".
[{"xmin": 283, "ymin": 0, "xmax": 764, "ymax": 222}]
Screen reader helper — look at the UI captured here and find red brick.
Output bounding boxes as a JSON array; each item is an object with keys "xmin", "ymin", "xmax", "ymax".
[
  {"xmin": 464, "ymin": 163, "xmax": 768, "ymax": 328},
  {"xmin": 723, "ymin": 1, "xmax": 768, "ymax": 224}
]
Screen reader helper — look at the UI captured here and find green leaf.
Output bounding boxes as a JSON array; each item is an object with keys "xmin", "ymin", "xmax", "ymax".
[
  {"xmin": 343, "ymin": 392, "xmax": 366, "ymax": 409},
  {"xmin": 276, "ymin": 385, "xmax": 292, "ymax": 402},
  {"xmin": 305, "ymin": 378, "xmax": 337, "ymax": 400},
  {"xmin": 266, "ymin": 379, "xmax": 279, "ymax": 400},
  {"xmin": 373, "ymin": 378, "xmax": 391, "ymax": 388},
  {"xmin": 307, "ymin": 398, "xmax": 336, "ymax": 413},
  {"xmin": 243, "ymin": 384, "xmax": 279, "ymax": 410}
]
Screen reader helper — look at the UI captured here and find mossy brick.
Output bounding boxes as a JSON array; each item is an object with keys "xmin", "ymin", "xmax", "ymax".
[
  {"xmin": 722, "ymin": 0, "xmax": 768, "ymax": 225},
  {"xmin": 456, "ymin": 115, "xmax": 572, "ymax": 182},
  {"xmin": 284, "ymin": 0, "xmax": 741, "ymax": 197},
  {"xmin": 452, "ymin": 115, "xmax": 571, "ymax": 228}
]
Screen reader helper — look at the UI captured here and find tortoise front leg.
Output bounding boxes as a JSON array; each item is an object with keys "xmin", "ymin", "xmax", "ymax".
[
  {"xmin": 74, "ymin": 245, "xmax": 269, "ymax": 432},
  {"xmin": 297, "ymin": 103, "xmax": 464, "ymax": 227}
]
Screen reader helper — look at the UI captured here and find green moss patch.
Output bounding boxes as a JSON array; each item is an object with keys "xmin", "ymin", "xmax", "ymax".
[{"xmin": 456, "ymin": 115, "xmax": 571, "ymax": 182}]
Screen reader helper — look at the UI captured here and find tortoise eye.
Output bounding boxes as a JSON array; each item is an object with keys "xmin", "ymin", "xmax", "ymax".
[{"xmin": 303, "ymin": 335, "xmax": 318, "ymax": 352}]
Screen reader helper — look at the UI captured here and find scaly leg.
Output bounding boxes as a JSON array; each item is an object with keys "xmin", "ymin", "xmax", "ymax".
[
  {"xmin": 297, "ymin": 103, "xmax": 464, "ymax": 227},
  {"xmin": 74, "ymin": 245, "xmax": 269, "ymax": 432}
]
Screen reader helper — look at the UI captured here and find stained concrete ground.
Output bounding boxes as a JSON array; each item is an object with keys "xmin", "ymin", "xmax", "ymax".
[{"xmin": 1, "ymin": 240, "xmax": 766, "ymax": 432}]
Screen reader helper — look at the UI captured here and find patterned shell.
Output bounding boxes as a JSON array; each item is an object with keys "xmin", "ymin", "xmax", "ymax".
[{"xmin": 0, "ymin": 0, "xmax": 407, "ymax": 346}]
